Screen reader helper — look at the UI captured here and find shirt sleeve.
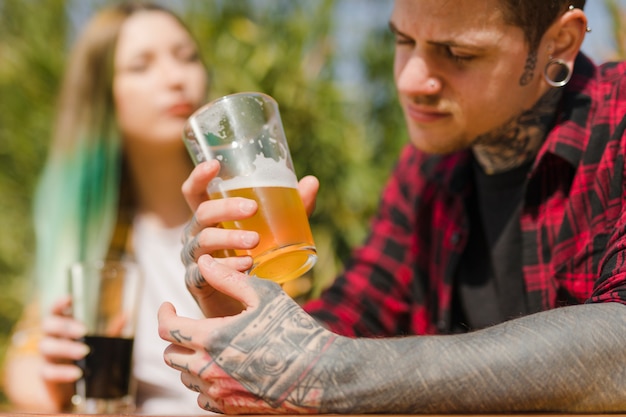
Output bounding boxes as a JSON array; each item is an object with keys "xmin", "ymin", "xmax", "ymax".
[
  {"xmin": 304, "ymin": 146, "xmax": 425, "ymax": 337},
  {"xmin": 589, "ymin": 117, "xmax": 626, "ymax": 305}
]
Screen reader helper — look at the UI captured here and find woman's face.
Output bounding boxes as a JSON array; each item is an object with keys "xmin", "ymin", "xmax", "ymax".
[{"xmin": 113, "ymin": 10, "xmax": 207, "ymax": 146}]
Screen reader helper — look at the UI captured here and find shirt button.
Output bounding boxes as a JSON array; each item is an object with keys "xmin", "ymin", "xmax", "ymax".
[{"xmin": 450, "ymin": 232, "xmax": 460, "ymax": 245}]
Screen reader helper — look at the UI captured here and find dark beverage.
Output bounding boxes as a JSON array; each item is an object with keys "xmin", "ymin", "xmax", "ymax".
[{"xmin": 77, "ymin": 335, "xmax": 134, "ymax": 399}]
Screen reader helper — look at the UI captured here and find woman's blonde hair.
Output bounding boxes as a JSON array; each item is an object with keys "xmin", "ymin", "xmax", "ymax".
[{"xmin": 33, "ymin": 2, "xmax": 203, "ymax": 313}]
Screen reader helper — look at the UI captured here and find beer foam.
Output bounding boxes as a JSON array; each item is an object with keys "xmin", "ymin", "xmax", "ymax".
[{"xmin": 209, "ymin": 153, "xmax": 298, "ymax": 193}]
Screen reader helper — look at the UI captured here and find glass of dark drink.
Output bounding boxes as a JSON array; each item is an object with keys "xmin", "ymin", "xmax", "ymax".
[{"xmin": 68, "ymin": 260, "xmax": 142, "ymax": 414}]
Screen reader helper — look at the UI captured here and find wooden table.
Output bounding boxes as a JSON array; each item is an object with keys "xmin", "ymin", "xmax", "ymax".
[{"xmin": 2, "ymin": 413, "xmax": 626, "ymax": 417}]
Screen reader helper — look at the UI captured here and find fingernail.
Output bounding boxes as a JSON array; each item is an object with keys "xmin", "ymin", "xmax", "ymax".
[
  {"xmin": 199, "ymin": 254, "xmax": 213, "ymax": 267},
  {"xmin": 237, "ymin": 256, "xmax": 254, "ymax": 270},
  {"xmin": 76, "ymin": 343, "xmax": 91, "ymax": 357},
  {"xmin": 208, "ymin": 159, "xmax": 220, "ymax": 170},
  {"xmin": 68, "ymin": 366, "xmax": 84, "ymax": 380},
  {"xmin": 241, "ymin": 232, "xmax": 258, "ymax": 247},
  {"xmin": 71, "ymin": 322, "xmax": 88, "ymax": 337},
  {"xmin": 239, "ymin": 200, "xmax": 256, "ymax": 214}
]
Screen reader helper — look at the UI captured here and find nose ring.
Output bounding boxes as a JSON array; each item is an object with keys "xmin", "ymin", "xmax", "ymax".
[{"xmin": 428, "ymin": 80, "xmax": 436, "ymax": 89}]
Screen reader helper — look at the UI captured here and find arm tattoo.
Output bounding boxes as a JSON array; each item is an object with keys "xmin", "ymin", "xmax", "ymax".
[
  {"xmin": 310, "ymin": 303, "xmax": 626, "ymax": 413},
  {"xmin": 211, "ymin": 288, "xmax": 337, "ymax": 409},
  {"xmin": 194, "ymin": 280, "xmax": 626, "ymax": 413}
]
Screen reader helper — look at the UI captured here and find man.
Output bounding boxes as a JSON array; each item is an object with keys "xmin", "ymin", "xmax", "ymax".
[{"xmin": 158, "ymin": 0, "xmax": 626, "ymax": 413}]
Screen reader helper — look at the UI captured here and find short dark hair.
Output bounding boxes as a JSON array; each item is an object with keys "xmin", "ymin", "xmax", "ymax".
[{"xmin": 500, "ymin": 0, "xmax": 586, "ymax": 52}]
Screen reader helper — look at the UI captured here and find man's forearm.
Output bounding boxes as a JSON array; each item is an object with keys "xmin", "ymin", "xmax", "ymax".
[
  {"xmin": 314, "ymin": 302, "xmax": 626, "ymax": 413},
  {"xmin": 175, "ymin": 276, "xmax": 626, "ymax": 414}
]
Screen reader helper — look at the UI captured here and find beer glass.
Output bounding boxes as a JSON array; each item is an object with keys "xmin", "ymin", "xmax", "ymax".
[
  {"xmin": 183, "ymin": 92, "xmax": 316, "ymax": 283},
  {"xmin": 69, "ymin": 260, "xmax": 142, "ymax": 414}
]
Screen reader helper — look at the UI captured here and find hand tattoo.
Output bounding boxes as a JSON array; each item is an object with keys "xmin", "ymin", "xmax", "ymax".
[{"xmin": 211, "ymin": 282, "xmax": 337, "ymax": 409}]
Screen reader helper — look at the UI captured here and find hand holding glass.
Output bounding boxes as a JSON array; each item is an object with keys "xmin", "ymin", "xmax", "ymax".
[
  {"xmin": 183, "ymin": 92, "xmax": 316, "ymax": 283},
  {"xmin": 69, "ymin": 261, "xmax": 142, "ymax": 414}
]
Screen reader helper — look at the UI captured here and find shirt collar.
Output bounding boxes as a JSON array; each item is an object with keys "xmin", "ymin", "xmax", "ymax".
[
  {"xmin": 533, "ymin": 52, "xmax": 597, "ymax": 170},
  {"xmin": 419, "ymin": 53, "xmax": 599, "ymax": 194}
]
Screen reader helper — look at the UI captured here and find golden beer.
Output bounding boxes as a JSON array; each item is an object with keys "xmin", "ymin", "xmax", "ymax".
[{"xmin": 209, "ymin": 185, "xmax": 316, "ymax": 283}]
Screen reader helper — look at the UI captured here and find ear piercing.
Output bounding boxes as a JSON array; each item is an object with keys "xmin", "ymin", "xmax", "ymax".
[{"xmin": 569, "ymin": 5, "xmax": 592, "ymax": 32}]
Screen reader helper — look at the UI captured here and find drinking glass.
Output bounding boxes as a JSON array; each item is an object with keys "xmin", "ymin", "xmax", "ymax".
[
  {"xmin": 183, "ymin": 92, "xmax": 316, "ymax": 283},
  {"xmin": 69, "ymin": 260, "xmax": 142, "ymax": 414}
]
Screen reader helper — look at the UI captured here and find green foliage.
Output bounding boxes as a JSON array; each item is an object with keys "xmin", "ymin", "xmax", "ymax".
[
  {"xmin": 179, "ymin": 0, "xmax": 405, "ymax": 291},
  {"xmin": 2, "ymin": 0, "xmax": 626, "ymax": 409},
  {"xmin": 606, "ymin": 0, "xmax": 626, "ymax": 59},
  {"xmin": 0, "ymin": 0, "xmax": 67, "ymax": 404},
  {"xmin": 0, "ymin": 0, "xmax": 404, "ymax": 404}
]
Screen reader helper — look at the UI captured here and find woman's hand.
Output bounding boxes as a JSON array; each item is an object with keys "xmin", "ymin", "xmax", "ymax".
[
  {"xmin": 4, "ymin": 296, "xmax": 90, "ymax": 412},
  {"xmin": 39, "ymin": 296, "xmax": 89, "ymax": 384},
  {"xmin": 5, "ymin": 296, "xmax": 90, "ymax": 411}
]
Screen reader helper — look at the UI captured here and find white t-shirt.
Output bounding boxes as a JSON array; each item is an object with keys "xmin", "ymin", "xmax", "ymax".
[{"xmin": 131, "ymin": 214, "xmax": 208, "ymax": 415}]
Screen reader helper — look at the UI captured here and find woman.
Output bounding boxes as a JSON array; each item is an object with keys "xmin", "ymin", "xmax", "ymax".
[{"xmin": 3, "ymin": 2, "xmax": 209, "ymax": 413}]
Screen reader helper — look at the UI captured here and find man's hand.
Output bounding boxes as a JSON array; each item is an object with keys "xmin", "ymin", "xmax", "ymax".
[
  {"xmin": 159, "ymin": 255, "xmax": 339, "ymax": 414},
  {"xmin": 180, "ymin": 160, "xmax": 319, "ymax": 317}
]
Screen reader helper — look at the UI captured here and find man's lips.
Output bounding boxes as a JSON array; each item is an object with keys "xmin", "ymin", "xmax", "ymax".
[{"xmin": 405, "ymin": 103, "xmax": 449, "ymax": 123}]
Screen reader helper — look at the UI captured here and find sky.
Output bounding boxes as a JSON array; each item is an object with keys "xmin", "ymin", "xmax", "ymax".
[
  {"xmin": 65, "ymin": 0, "xmax": 626, "ymax": 85},
  {"xmin": 334, "ymin": 1, "xmax": 626, "ymax": 61},
  {"xmin": 331, "ymin": 0, "xmax": 626, "ymax": 87},
  {"xmin": 581, "ymin": 0, "xmax": 625, "ymax": 61}
]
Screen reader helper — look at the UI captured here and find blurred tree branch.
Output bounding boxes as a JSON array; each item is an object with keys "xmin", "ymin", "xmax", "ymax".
[{"xmin": 605, "ymin": 0, "xmax": 626, "ymax": 58}]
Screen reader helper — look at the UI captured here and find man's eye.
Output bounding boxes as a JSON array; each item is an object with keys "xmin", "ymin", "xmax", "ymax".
[
  {"xmin": 395, "ymin": 36, "xmax": 415, "ymax": 46},
  {"xmin": 445, "ymin": 48, "xmax": 474, "ymax": 63}
]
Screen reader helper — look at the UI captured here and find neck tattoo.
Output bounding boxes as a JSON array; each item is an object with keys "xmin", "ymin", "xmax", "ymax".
[{"xmin": 472, "ymin": 87, "xmax": 563, "ymax": 175}]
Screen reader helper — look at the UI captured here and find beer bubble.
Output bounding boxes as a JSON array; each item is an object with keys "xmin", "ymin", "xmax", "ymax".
[{"xmin": 209, "ymin": 153, "xmax": 297, "ymax": 193}]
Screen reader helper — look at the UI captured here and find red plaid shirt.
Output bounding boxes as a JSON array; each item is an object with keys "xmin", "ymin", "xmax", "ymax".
[{"xmin": 305, "ymin": 53, "xmax": 626, "ymax": 336}]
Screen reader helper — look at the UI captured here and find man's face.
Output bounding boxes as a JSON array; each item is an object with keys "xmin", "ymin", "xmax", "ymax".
[{"xmin": 391, "ymin": 0, "xmax": 548, "ymax": 154}]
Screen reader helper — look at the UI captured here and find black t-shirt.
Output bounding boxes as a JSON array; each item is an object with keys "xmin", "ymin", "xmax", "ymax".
[{"xmin": 451, "ymin": 159, "xmax": 531, "ymax": 332}]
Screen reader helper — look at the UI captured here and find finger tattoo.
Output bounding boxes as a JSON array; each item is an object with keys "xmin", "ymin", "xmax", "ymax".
[{"xmin": 171, "ymin": 329, "xmax": 193, "ymax": 344}]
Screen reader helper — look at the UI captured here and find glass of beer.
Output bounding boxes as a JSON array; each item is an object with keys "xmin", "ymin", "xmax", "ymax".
[
  {"xmin": 183, "ymin": 92, "xmax": 316, "ymax": 284},
  {"xmin": 69, "ymin": 260, "xmax": 142, "ymax": 414}
]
